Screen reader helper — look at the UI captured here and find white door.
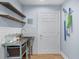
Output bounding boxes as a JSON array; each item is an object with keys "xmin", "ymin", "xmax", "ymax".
[{"xmin": 38, "ymin": 10, "xmax": 60, "ymax": 54}]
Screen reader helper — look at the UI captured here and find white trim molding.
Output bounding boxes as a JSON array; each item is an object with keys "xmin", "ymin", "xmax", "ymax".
[
  {"xmin": 33, "ymin": 51, "xmax": 69, "ymax": 59},
  {"xmin": 60, "ymin": 52, "xmax": 69, "ymax": 59},
  {"xmin": 37, "ymin": 51, "xmax": 61, "ymax": 54}
]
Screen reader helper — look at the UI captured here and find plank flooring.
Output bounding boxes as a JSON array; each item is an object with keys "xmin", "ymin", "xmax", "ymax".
[{"xmin": 23, "ymin": 54, "xmax": 64, "ymax": 59}]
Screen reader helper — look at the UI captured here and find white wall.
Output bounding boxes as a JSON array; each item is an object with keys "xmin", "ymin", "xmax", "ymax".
[
  {"xmin": 23, "ymin": 6, "xmax": 61, "ymax": 54},
  {"xmin": 61, "ymin": 0, "xmax": 79, "ymax": 59},
  {"xmin": 0, "ymin": 0, "xmax": 23, "ymax": 27},
  {"xmin": 23, "ymin": 6, "xmax": 39, "ymax": 54},
  {"xmin": 0, "ymin": 0, "xmax": 24, "ymax": 27}
]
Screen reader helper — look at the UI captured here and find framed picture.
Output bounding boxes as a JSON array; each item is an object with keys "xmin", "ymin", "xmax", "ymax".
[{"xmin": 63, "ymin": 8, "xmax": 73, "ymax": 41}]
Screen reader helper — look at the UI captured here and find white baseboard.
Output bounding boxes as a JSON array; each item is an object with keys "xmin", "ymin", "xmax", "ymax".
[
  {"xmin": 60, "ymin": 52, "xmax": 69, "ymax": 59},
  {"xmin": 33, "ymin": 51, "xmax": 69, "ymax": 59},
  {"xmin": 37, "ymin": 51, "xmax": 60, "ymax": 54},
  {"xmin": 33, "ymin": 52, "xmax": 38, "ymax": 55},
  {"xmin": 33, "ymin": 51, "xmax": 60, "ymax": 55}
]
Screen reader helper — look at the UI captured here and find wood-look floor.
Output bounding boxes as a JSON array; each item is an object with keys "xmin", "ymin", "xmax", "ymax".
[{"xmin": 23, "ymin": 54, "xmax": 64, "ymax": 59}]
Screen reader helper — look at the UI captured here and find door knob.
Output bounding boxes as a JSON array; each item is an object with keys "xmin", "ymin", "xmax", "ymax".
[{"xmin": 40, "ymin": 35, "xmax": 43, "ymax": 37}]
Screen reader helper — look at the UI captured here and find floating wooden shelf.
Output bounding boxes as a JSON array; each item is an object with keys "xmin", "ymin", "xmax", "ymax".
[
  {"xmin": 0, "ymin": 14, "xmax": 26, "ymax": 24},
  {"xmin": 0, "ymin": 2, "xmax": 26, "ymax": 18}
]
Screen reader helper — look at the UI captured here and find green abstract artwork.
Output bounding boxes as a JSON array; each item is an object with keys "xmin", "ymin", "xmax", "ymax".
[{"xmin": 63, "ymin": 8, "xmax": 73, "ymax": 40}]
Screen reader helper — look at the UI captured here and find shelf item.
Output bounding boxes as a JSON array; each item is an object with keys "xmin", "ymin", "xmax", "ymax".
[
  {"xmin": 7, "ymin": 47, "xmax": 20, "ymax": 57},
  {"xmin": 7, "ymin": 43, "xmax": 26, "ymax": 57},
  {"xmin": 0, "ymin": 2, "xmax": 26, "ymax": 18},
  {"xmin": 0, "ymin": 14, "xmax": 26, "ymax": 23}
]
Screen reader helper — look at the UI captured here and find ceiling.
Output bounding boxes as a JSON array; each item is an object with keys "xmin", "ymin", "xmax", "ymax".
[{"xmin": 19, "ymin": 0, "xmax": 65, "ymax": 5}]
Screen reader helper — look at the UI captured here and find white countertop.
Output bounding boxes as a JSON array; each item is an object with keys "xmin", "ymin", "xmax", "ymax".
[{"xmin": 2, "ymin": 39, "xmax": 28, "ymax": 46}]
